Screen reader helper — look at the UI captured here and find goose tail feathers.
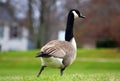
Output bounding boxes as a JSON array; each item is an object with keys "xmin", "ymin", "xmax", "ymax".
[{"xmin": 36, "ymin": 52, "xmax": 51, "ymax": 58}]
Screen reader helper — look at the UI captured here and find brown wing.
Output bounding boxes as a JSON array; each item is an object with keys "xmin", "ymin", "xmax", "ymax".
[{"xmin": 40, "ymin": 40, "xmax": 74, "ymax": 58}]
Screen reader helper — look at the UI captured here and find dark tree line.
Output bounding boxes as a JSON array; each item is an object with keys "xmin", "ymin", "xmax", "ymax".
[{"xmin": 0, "ymin": 0, "xmax": 120, "ymax": 48}]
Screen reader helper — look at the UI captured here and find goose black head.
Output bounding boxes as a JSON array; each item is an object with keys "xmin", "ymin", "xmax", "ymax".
[{"xmin": 70, "ymin": 9, "xmax": 86, "ymax": 19}]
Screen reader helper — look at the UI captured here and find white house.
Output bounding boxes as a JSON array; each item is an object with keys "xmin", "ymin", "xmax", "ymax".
[
  {"xmin": 0, "ymin": 6, "xmax": 34, "ymax": 51},
  {"xmin": 0, "ymin": 24, "xmax": 29, "ymax": 51}
]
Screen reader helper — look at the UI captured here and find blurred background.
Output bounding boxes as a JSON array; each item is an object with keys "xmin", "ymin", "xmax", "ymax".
[
  {"xmin": 0, "ymin": 0, "xmax": 120, "ymax": 51},
  {"xmin": 0, "ymin": 0, "xmax": 120, "ymax": 80}
]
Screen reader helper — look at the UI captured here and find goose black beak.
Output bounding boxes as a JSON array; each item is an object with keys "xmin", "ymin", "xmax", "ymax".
[
  {"xmin": 79, "ymin": 15, "xmax": 86, "ymax": 18},
  {"xmin": 79, "ymin": 12, "xmax": 86, "ymax": 18}
]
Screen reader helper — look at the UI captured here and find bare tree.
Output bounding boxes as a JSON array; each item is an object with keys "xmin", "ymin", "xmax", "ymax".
[{"xmin": 39, "ymin": 0, "xmax": 57, "ymax": 47}]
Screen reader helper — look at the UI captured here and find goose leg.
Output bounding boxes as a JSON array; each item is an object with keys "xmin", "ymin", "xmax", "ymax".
[
  {"xmin": 60, "ymin": 67, "xmax": 65, "ymax": 76},
  {"xmin": 37, "ymin": 66, "xmax": 46, "ymax": 77}
]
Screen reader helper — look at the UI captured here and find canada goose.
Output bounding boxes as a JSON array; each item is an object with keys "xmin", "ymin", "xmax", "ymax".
[{"xmin": 36, "ymin": 9, "xmax": 85, "ymax": 77}]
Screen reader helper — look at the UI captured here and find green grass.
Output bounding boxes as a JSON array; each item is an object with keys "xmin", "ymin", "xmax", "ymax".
[{"xmin": 0, "ymin": 48, "xmax": 120, "ymax": 81}]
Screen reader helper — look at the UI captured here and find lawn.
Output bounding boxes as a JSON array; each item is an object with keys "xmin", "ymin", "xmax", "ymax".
[{"xmin": 0, "ymin": 48, "xmax": 120, "ymax": 81}]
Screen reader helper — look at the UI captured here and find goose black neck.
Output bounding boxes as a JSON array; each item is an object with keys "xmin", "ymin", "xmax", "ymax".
[{"xmin": 65, "ymin": 12, "xmax": 74, "ymax": 41}]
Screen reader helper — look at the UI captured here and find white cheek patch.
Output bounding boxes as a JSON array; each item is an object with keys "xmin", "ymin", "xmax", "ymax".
[{"xmin": 72, "ymin": 11, "xmax": 79, "ymax": 19}]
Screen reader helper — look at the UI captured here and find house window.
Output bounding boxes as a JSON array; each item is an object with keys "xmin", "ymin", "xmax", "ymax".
[
  {"xmin": 0, "ymin": 24, "xmax": 4, "ymax": 38},
  {"xmin": 10, "ymin": 25, "xmax": 22, "ymax": 39}
]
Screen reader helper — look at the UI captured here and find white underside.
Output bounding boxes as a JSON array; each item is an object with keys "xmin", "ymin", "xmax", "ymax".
[{"xmin": 41, "ymin": 57, "xmax": 64, "ymax": 68}]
